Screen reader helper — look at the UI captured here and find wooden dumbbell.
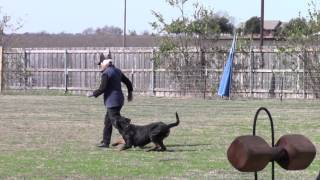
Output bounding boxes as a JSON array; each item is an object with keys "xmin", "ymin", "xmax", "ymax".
[{"xmin": 227, "ymin": 134, "xmax": 316, "ymax": 172}]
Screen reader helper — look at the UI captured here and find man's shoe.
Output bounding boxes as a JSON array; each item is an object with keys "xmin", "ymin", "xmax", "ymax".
[{"xmin": 97, "ymin": 143, "xmax": 109, "ymax": 148}]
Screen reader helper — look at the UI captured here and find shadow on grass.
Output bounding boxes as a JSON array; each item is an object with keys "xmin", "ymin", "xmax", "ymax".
[
  {"xmin": 166, "ymin": 143, "xmax": 212, "ymax": 148},
  {"xmin": 116, "ymin": 143, "xmax": 212, "ymax": 152},
  {"xmin": 166, "ymin": 143, "xmax": 213, "ymax": 152},
  {"xmin": 159, "ymin": 143, "xmax": 213, "ymax": 152},
  {"xmin": 165, "ymin": 149, "xmax": 197, "ymax": 152}
]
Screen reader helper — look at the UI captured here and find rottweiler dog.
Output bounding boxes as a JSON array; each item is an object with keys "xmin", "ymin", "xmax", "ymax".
[{"xmin": 113, "ymin": 112, "xmax": 180, "ymax": 151}]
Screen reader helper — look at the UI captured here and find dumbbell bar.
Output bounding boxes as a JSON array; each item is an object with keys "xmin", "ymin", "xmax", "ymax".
[{"xmin": 227, "ymin": 134, "xmax": 316, "ymax": 172}]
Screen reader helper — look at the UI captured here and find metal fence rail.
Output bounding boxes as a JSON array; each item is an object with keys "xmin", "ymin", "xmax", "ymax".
[{"xmin": 1, "ymin": 47, "xmax": 319, "ymax": 99}]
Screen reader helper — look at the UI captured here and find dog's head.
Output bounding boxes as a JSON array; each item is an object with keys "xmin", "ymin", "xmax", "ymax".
[{"xmin": 115, "ymin": 117, "xmax": 131, "ymax": 131}]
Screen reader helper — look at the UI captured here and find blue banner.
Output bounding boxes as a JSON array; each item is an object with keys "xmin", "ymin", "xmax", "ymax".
[{"xmin": 218, "ymin": 34, "xmax": 237, "ymax": 97}]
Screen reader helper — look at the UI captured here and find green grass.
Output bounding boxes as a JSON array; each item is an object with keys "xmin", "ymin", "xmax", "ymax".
[{"xmin": 0, "ymin": 95, "xmax": 319, "ymax": 179}]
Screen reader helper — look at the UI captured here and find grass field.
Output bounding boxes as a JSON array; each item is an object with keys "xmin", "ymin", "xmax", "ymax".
[{"xmin": 0, "ymin": 95, "xmax": 319, "ymax": 179}]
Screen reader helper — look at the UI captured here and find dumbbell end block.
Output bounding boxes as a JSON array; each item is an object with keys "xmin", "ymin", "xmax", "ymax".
[
  {"xmin": 227, "ymin": 135, "xmax": 272, "ymax": 172},
  {"xmin": 275, "ymin": 134, "xmax": 316, "ymax": 170}
]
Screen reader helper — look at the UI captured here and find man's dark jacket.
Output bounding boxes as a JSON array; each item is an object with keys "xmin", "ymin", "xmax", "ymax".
[{"xmin": 93, "ymin": 65, "xmax": 133, "ymax": 108}]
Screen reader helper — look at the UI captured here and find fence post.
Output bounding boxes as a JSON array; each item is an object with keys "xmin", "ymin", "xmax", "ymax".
[
  {"xmin": 64, "ymin": 49, "xmax": 69, "ymax": 93},
  {"xmin": 200, "ymin": 49, "xmax": 206, "ymax": 99},
  {"xmin": 250, "ymin": 49, "xmax": 254, "ymax": 97},
  {"xmin": 0, "ymin": 46, "xmax": 3, "ymax": 93},
  {"xmin": 131, "ymin": 68, "xmax": 134, "ymax": 90},
  {"xmin": 204, "ymin": 67, "xmax": 207, "ymax": 99},
  {"xmin": 24, "ymin": 50, "xmax": 28, "ymax": 91},
  {"xmin": 130, "ymin": 51, "xmax": 135, "ymax": 91},
  {"xmin": 301, "ymin": 53, "xmax": 306, "ymax": 99},
  {"xmin": 151, "ymin": 49, "xmax": 156, "ymax": 96}
]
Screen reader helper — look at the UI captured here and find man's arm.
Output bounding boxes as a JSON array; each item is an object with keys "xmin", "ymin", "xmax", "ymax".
[
  {"xmin": 121, "ymin": 73, "xmax": 133, "ymax": 92},
  {"xmin": 121, "ymin": 72, "xmax": 133, "ymax": 101},
  {"xmin": 92, "ymin": 74, "xmax": 108, "ymax": 97}
]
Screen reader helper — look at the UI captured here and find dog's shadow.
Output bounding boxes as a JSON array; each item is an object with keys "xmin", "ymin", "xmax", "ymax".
[
  {"xmin": 134, "ymin": 143, "xmax": 212, "ymax": 152},
  {"xmin": 166, "ymin": 143, "xmax": 211, "ymax": 148},
  {"xmin": 166, "ymin": 143, "xmax": 212, "ymax": 152}
]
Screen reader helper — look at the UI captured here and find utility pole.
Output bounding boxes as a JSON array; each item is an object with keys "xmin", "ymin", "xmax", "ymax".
[
  {"xmin": 260, "ymin": 0, "xmax": 264, "ymax": 48},
  {"xmin": 123, "ymin": 0, "xmax": 127, "ymax": 47}
]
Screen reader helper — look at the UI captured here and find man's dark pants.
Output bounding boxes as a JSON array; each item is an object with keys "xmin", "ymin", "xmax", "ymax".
[{"xmin": 102, "ymin": 106, "xmax": 122, "ymax": 145}]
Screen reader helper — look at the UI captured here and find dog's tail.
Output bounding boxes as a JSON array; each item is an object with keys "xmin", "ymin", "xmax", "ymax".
[{"xmin": 168, "ymin": 112, "xmax": 180, "ymax": 128}]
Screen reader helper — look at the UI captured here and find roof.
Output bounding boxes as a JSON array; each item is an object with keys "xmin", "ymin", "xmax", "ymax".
[{"xmin": 264, "ymin": 20, "xmax": 282, "ymax": 30}]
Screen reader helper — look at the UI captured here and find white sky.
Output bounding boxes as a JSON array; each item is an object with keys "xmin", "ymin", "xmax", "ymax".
[{"xmin": 0, "ymin": 0, "xmax": 311, "ymax": 34}]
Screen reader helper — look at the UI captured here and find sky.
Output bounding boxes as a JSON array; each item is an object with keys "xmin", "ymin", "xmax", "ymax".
[{"xmin": 0, "ymin": 0, "xmax": 311, "ymax": 34}]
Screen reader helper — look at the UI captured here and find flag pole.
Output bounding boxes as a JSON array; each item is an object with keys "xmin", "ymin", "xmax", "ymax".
[{"xmin": 229, "ymin": 34, "xmax": 236, "ymax": 100}]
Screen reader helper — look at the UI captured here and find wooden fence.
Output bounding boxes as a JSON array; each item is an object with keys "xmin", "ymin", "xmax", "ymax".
[{"xmin": 0, "ymin": 47, "xmax": 319, "ymax": 99}]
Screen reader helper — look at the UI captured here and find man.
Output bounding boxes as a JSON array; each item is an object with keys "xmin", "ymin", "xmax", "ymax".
[{"xmin": 87, "ymin": 52, "xmax": 133, "ymax": 148}]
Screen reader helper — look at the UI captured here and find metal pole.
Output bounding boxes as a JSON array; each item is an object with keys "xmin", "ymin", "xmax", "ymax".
[
  {"xmin": 0, "ymin": 46, "xmax": 3, "ymax": 93},
  {"xmin": 250, "ymin": 50, "xmax": 254, "ymax": 97},
  {"xmin": 260, "ymin": 0, "xmax": 264, "ymax": 48},
  {"xmin": 64, "ymin": 50, "xmax": 68, "ymax": 93},
  {"xmin": 303, "ymin": 59, "xmax": 306, "ymax": 99},
  {"xmin": 123, "ymin": 0, "xmax": 127, "ymax": 47},
  {"xmin": 280, "ymin": 75, "xmax": 284, "ymax": 102},
  {"xmin": 253, "ymin": 107, "xmax": 275, "ymax": 180}
]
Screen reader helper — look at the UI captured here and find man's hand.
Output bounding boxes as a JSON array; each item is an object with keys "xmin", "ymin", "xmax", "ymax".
[
  {"xmin": 86, "ymin": 91, "xmax": 94, "ymax": 97},
  {"xmin": 128, "ymin": 91, "xmax": 133, "ymax": 102}
]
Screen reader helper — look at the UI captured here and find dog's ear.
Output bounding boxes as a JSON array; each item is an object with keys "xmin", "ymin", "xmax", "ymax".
[{"xmin": 124, "ymin": 118, "xmax": 131, "ymax": 124}]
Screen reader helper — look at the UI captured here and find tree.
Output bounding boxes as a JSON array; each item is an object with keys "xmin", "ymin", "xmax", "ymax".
[
  {"xmin": 100, "ymin": 25, "xmax": 123, "ymax": 35},
  {"xmin": 0, "ymin": 7, "xmax": 23, "ymax": 46},
  {"xmin": 0, "ymin": 7, "xmax": 24, "ymax": 92},
  {"xmin": 277, "ymin": 0, "xmax": 320, "ymax": 98},
  {"xmin": 142, "ymin": 30, "xmax": 150, "ymax": 36},
  {"xmin": 215, "ymin": 16, "xmax": 234, "ymax": 34},
  {"xmin": 129, "ymin": 30, "xmax": 137, "ymax": 36},
  {"xmin": 280, "ymin": 17, "xmax": 310, "ymax": 39},
  {"xmin": 151, "ymin": 0, "xmax": 224, "ymax": 58},
  {"xmin": 83, "ymin": 25, "xmax": 123, "ymax": 35},
  {"xmin": 82, "ymin": 27, "xmax": 95, "ymax": 35},
  {"xmin": 244, "ymin": 16, "xmax": 261, "ymax": 36},
  {"xmin": 151, "ymin": 0, "xmax": 223, "ymax": 65},
  {"xmin": 308, "ymin": 0, "xmax": 320, "ymax": 34},
  {"xmin": 151, "ymin": 0, "xmax": 227, "ymax": 95}
]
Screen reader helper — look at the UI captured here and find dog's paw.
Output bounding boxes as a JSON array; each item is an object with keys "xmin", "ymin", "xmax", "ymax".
[{"xmin": 118, "ymin": 145, "xmax": 131, "ymax": 151}]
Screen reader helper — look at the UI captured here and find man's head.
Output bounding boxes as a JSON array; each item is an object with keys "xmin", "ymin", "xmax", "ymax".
[
  {"xmin": 98, "ymin": 52, "xmax": 113, "ymax": 70},
  {"xmin": 100, "ymin": 59, "xmax": 113, "ymax": 70}
]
